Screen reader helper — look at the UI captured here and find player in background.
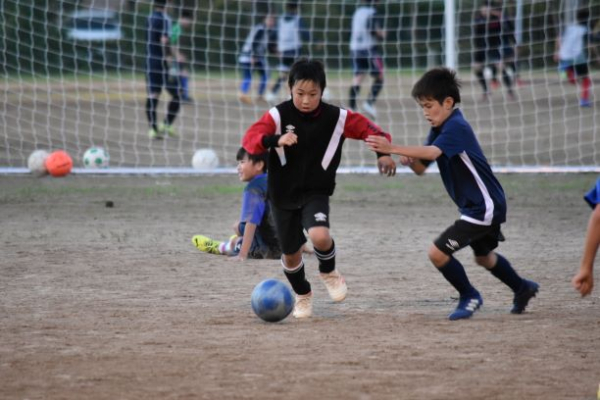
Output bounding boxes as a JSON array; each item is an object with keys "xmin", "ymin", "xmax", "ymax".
[
  {"xmin": 367, "ymin": 67, "xmax": 539, "ymax": 320},
  {"xmin": 265, "ymin": 1, "xmax": 310, "ymax": 105},
  {"xmin": 145, "ymin": 0, "xmax": 181, "ymax": 139},
  {"xmin": 348, "ymin": 0, "xmax": 386, "ymax": 120},
  {"xmin": 472, "ymin": 1, "xmax": 515, "ymax": 100},
  {"xmin": 242, "ymin": 59, "xmax": 396, "ymax": 318},
  {"xmin": 572, "ymin": 176, "xmax": 600, "ymax": 297},
  {"xmin": 554, "ymin": 8, "xmax": 592, "ymax": 108},
  {"xmin": 192, "ymin": 147, "xmax": 281, "ymax": 261},
  {"xmin": 238, "ymin": 14, "xmax": 276, "ymax": 105},
  {"xmin": 169, "ymin": 9, "xmax": 194, "ymax": 103}
]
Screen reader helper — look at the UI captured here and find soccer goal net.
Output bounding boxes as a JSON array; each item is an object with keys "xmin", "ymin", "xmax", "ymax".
[{"xmin": 2, "ymin": 0, "xmax": 599, "ymax": 173}]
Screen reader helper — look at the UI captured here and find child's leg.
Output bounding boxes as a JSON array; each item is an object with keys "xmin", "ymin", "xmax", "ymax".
[
  {"xmin": 475, "ymin": 251, "xmax": 523, "ymax": 292},
  {"xmin": 239, "ymin": 63, "xmax": 252, "ymax": 94},
  {"xmin": 429, "ymin": 244, "xmax": 477, "ymax": 296},
  {"xmin": 303, "ymin": 197, "xmax": 347, "ymax": 302}
]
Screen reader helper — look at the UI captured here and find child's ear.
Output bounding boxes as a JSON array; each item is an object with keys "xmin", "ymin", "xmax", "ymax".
[{"xmin": 443, "ymin": 97, "xmax": 454, "ymax": 110}]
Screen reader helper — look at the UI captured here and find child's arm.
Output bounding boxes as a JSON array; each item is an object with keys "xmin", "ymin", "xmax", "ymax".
[
  {"xmin": 399, "ymin": 156, "xmax": 428, "ymax": 175},
  {"xmin": 343, "ymin": 110, "xmax": 396, "ymax": 176},
  {"xmin": 242, "ymin": 111, "xmax": 298, "ymax": 154},
  {"xmin": 573, "ymin": 205, "xmax": 600, "ymax": 296},
  {"xmin": 366, "ymin": 136, "xmax": 442, "ymax": 161},
  {"xmin": 236, "ymin": 222, "xmax": 258, "ymax": 261}
]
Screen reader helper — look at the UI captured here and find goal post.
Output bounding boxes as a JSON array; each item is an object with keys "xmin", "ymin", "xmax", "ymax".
[{"xmin": 2, "ymin": 0, "xmax": 599, "ymax": 173}]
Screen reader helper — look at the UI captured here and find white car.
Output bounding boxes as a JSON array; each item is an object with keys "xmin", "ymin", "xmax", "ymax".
[{"xmin": 66, "ymin": 9, "xmax": 122, "ymax": 42}]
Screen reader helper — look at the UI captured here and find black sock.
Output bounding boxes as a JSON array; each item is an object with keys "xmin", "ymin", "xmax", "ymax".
[
  {"xmin": 439, "ymin": 257, "xmax": 477, "ymax": 296},
  {"xmin": 475, "ymin": 70, "xmax": 488, "ymax": 92},
  {"xmin": 146, "ymin": 97, "xmax": 159, "ymax": 131},
  {"xmin": 272, "ymin": 77, "xmax": 283, "ymax": 94},
  {"xmin": 502, "ymin": 69, "xmax": 514, "ymax": 94},
  {"xmin": 349, "ymin": 85, "xmax": 360, "ymax": 109},
  {"xmin": 368, "ymin": 78, "xmax": 383, "ymax": 104},
  {"xmin": 489, "ymin": 253, "xmax": 524, "ymax": 293},
  {"xmin": 283, "ymin": 259, "xmax": 311, "ymax": 295},
  {"xmin": 166, "ymin": 97, "xmax": 180, "ymax": 125},
  {"xmin": 315, "ymin": 240, "xmax": 336, "ymax": 274}
]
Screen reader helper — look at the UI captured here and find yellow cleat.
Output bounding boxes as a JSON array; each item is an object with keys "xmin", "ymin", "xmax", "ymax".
[
  {"xmin": 192, "ymin": 235, "xmax": 221, "ymax": 255},
  {"xmin": 148, "ymin": 128, "xmax": 163, "ymax": 139},
  {"xmin": 159, "ymin": 122, "xmax": 177, "ymax": 138}
]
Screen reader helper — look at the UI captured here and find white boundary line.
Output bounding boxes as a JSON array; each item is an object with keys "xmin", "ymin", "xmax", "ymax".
[{"xmin": 1, "ymin": 166, "xmax": 600, "ymax": 175}]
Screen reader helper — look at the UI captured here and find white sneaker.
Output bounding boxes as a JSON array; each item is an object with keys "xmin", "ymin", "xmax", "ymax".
[
  {"xmin": 293, "ymin": 292, "xmax": 313, "ymax": 319},
  {"xmin": 265, "ymin": 91, "xmax": 278, "ymax": 105},
  {"xmin": 320, "ymin": 269, "xmax": 347, "ymax": 302},
  {"xmin": 361, "ymin": 101, "xmax": 377, "ymax": 119}
]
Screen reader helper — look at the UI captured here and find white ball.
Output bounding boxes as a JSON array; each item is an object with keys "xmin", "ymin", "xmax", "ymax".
[
  {"xmin": 83, "ymin": 147, "xmax": 109, "ymax": 169},
  {"xmin": 192, "ymin": 149, "xmax": 219, "ymax": 170},
  {"xmin": 27, "ymin": 149, "xmax": 50, "ymax": 176}
]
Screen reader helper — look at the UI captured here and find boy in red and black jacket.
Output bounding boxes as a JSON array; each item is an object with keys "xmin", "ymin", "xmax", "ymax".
[{"xmin": 242, "ymin": 59, "xmax": 396, "ymax": 319}]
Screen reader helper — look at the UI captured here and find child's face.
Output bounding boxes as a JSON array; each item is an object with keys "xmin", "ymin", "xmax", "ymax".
[
  {"xmin": 291, "ymin": 79, "xmax": 322, "ymax": 113},
  {"xmin": 237, "ymin": 155, "xmax": 264, "ymax": 182},
  {"xmin": 416, "ymin": 97, "xmax": 454, "ymax": 128}
]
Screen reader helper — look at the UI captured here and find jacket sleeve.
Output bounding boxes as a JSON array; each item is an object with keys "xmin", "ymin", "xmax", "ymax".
[
  {"xmin": 242, "ymin": 111, "xmax": 279, "ymax": 154},
  {"xmin": 344, "ymin": 109, "xmax": 392, "ymax": 158},
  {"xmin": 343, "ymin": 109, "xmax": 392, "ymax": 143}
]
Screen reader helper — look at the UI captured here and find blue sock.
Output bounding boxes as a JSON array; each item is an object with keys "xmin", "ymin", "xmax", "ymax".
[
  {"xmin": 180, "ymin": 76, "xmax": 189, "ymax": 98},
  {"xmin": 439, "ymin": 257, "xmax": 477, "ymax": 297},
  {"xmin": 489, "ymin": 253, "xmax": 524, "ymax": 293}
]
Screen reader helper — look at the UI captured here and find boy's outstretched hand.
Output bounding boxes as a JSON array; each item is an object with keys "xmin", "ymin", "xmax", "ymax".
[
  {"xmin": 366, "ymin": 135, "xmax": 393, "ymax": 154},
  {"xmin": 377, "ymin": 156, "xmax": 396, "ymax": 176}
]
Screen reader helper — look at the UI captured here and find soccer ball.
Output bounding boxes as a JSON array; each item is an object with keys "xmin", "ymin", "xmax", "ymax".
[
  {"xmin": 45, "ymin": 150, "xmax": 73, "ymax": 177},
  {"xmin": 251, "ymin": 279, "xmax": 294, "ymax": 323},
  {"xmin": 27, "ymin": 149, "xmax": 50, "ymax": 176},
  {"xmin": 192, "ymin": 148, "xmax": 219, "ymax": 170},
  {"xmin": 83, "ymin": 147, "xmax": 109, "ymax": 169}
]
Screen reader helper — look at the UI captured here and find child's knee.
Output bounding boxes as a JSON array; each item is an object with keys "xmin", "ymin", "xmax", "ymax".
[
  {"xmin": 308, "ymin": 227, "xmax": 331, "ymax": 250},
  {"xmin": 428, "ymin": 244, "xmax": 449, "ymax": 268},
  {"xmin": 475, "ymin": 252, "xmax": 496, "ymax": 269}
]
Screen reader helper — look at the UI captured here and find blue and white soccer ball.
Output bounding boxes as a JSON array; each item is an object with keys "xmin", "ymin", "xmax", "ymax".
[
  {"xmin": 83, "ymin": 147, "xmax": 109, "ymax": 169},
  {"xmin": 251, "ymin": 279, "xmax": 294, "ymax": 322}
]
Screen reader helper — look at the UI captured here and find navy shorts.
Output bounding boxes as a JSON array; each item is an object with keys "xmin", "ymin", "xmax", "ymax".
[
  {"xmin": 277, "ymin": 50, "xmax": 300, "ymax": 72},
  {"xmin": 146, "ymin": 60, "xmax": 179, "ymax": 96},
  {"xmin": 235, "ymin": 222, "xmax": 281, "ymax": 259},
  {"xmin": 434, "ymin": 219, "xmax": 505, "ymax": 257},
  {"xmin": 270, "ymin": 195, "xmax": 330, "ymax": 255},
  {"xmin": 351, "ymin": 50, "xmax": 384, "ymax": 76}
]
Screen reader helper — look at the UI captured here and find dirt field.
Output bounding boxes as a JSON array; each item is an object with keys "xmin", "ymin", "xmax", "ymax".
[{"xmin": 1, "ymin": 172, "xmax": 599, "ymax": 400}]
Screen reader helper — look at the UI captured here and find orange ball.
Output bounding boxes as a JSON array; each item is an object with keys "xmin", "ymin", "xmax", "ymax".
[{"xmin": 45, "ymin": 150, "xmax": 73, "ymax": 177}]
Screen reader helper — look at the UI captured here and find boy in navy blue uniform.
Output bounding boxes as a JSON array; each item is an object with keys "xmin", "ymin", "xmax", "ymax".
[
  {"xmin": 192, "ymin": 147, "xmax": 281, "ymax": 261},
  {"xmin": 243, "ymin": 59, "xmax": 396, "ymax": 318},
  {"xmin": 367, "ymin": 67, "xmax": 538, "ymax": 320},
  {"xmin": 572, "ymin": 176, "xmax": 600, "ymax": 297}
]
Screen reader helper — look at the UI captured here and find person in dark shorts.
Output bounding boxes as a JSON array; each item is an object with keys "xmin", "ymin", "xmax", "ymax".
[
  {"xmin": 367, "ymin": 67, "xmax": 539, "ymax": 320},
  {"xmin": 243, "ymin": 59, "xmax": 397, "ymax": 318},
  {"xmin": 145, "ymin": 0, "xmax": 181, "ymax": 139}
]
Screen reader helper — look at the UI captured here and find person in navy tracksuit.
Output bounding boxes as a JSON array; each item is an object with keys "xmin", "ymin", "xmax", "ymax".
[
  {"xmin": 367, "ymin": 67, "xmax": 538, "ymax": 320},
  {"xmin": 243, "ymin": 59, "xmax": 396, "ymax": 319}
]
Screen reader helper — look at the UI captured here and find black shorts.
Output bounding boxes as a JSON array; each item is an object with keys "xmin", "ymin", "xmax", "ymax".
[
  {"xmin": 434, "ymin": 219, "xmax": 505, "ymax": 257},
  {"xmin": 146, "ymin": 60, "xmax": 179, "ymax": 96},
  {"xmin": 270, "ymin": 195, "xmax": 330, "ymax": 255},
  {"xmin": 351, "ymin": 50, "xmax": 384, "ymax": 76},
  {"xmin": 473, "ymin": 48, "xmax": 502, "ymax": 64},
  {"xmin": 235, "ymin": 222, "xmax": 281, "ymax": 260}
]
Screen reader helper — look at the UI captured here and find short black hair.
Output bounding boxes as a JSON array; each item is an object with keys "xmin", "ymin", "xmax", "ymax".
[
  {"xmin": 288, "ymin": 58, "xmax": 327, "ymax": 92},
  {"xmin": 286, "ymin": 1, "xmax": 299, "ymax": 11},
  {"xmin": 154, "ymin": 0, "xmax": 167, "ymax": 8},
  {"xmin": 577, "ymin": 8, "xmax": 590, "ymax": 25},
  {"xmin": 237, "ymin": 147, "xmax": 268, "ymax": 172},
  {"xmin": 411, "ymin": 67, "xmax": 461, "ymax": 106}
]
